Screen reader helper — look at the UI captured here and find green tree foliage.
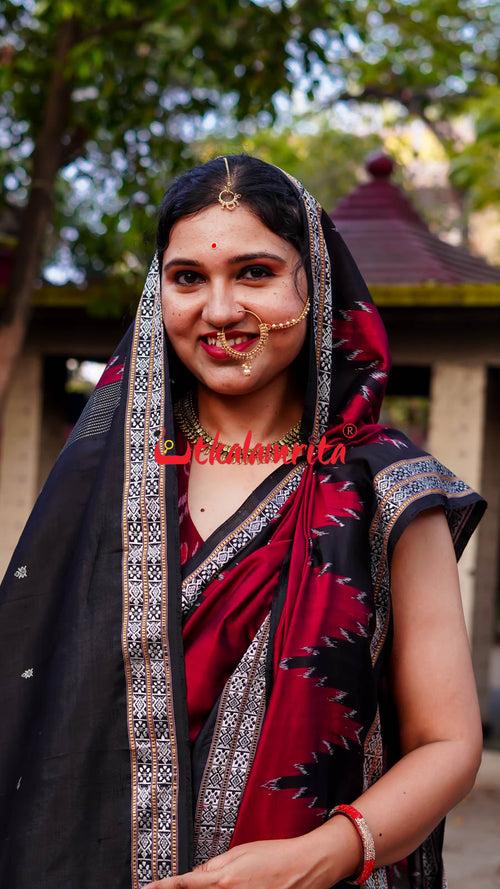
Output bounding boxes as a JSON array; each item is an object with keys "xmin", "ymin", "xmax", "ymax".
[
  {"xmin": 0, "ymin": 0, "xmax": 498, "ymax": 325},
  {"xmin": 448, "ymin": 84, "xmax": 500, "ymax": 210}
]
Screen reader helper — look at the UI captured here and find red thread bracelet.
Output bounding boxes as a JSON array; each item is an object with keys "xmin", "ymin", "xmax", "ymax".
[{"xmin": 327, "ymin": 803, "xmax": 376, "ymax": 884}]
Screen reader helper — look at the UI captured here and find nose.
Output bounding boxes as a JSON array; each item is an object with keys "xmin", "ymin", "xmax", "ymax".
[{"xmin": 200, "ymin": 282, "xmax": 247, "ymax": 330}]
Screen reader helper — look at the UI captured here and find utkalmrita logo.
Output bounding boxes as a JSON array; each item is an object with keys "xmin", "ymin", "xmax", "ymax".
[{"xmin": 154, "ymin": 428, "xmax": 350, "ymax": 466}]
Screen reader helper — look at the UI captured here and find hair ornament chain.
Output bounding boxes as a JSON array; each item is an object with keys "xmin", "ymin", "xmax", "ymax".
[{"xmin": 216, "ymin": 156, "xmax": 241, "ymax": 210}]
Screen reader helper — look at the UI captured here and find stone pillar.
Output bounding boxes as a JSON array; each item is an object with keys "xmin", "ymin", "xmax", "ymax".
[
  {"xmin": 427, "ymin": 362, "xmax": 497, "ymax": 724},
  {"xmin": 0, "ymin": 352, "xmax": 43, "ymax": 581},
  {"xmin": 471, "ymin": 370, "xmax": 500, "ymax": 732}
]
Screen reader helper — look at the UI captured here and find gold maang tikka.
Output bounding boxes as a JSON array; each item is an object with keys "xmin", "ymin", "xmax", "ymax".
[
  {"xmin": 213, "ymin": 155, "xmax": 310, "ymax": 375},
  {"xmin": 217, "ymin": 156, "xmax": 241, "ymax": 210}
]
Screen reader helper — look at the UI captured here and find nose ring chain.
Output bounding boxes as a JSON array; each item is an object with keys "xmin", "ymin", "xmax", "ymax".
[{"xmin": 215, "ymin": 299, "xmax": 310, "ymax": 375}]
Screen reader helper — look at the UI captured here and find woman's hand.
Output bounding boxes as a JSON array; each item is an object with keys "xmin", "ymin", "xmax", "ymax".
[{"xmin": 141, "ymin": 832, "xmax": 339, "ymax": 889}]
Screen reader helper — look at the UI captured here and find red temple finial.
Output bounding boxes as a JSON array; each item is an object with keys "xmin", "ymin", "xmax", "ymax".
[{"xmin": 365, "ymin": 151, "xmax": 394, "ymax": 179}]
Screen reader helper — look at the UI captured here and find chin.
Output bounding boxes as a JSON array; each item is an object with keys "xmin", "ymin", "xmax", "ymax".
[
  {"xmin": 181, "ymin": 352, "xmax": 289, "ymax": 393},
  {"xmin": 200, "ymin": 375, "xmax": 263, "ymax": 394},
  {"xmin": 195, "ymin": 365, "xmax": 270, "ymax": 393}
]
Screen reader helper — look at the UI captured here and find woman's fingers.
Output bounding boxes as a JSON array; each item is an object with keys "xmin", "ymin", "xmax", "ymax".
[
  {"xmin": 142, "ymin": 869, "xmax": 220, "ymax": 889},
  {"xmin": 141, "ymin": 844, "xmax": 247, "ymax": 888}
]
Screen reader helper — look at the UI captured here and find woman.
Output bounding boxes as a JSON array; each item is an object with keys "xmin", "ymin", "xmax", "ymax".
[{"xmin": 0, "ymin": 154, "xmax": 487, "ymax": 889}]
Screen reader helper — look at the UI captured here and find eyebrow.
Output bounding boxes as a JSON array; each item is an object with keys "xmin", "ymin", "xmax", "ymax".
[{"xmin": 162, "ymin": 252, "xmax": 287, "ymax": 272}]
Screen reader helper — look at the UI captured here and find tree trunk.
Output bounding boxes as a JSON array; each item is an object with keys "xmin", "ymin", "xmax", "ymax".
[{"xmin": 0, "ymin": 16, "xmax": 80, "ymax": 418}]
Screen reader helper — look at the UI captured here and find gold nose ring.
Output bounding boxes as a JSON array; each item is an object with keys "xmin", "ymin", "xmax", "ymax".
[{"xmin": 216, "ymin": 309, "xmax": 268, "ymax": 376}]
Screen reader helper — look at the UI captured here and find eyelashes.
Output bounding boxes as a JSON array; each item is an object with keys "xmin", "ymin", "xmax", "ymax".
[{"xmin": 172, "ymin": 265, "xmax": 276, "ymax": 287}]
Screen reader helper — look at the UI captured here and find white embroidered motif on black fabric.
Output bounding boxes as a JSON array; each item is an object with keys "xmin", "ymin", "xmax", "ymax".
[
  {"xmin": 277, "ymin": 169, "xmax": 333, "ymax": 442},
  {"xmin": 193, "ymin": 613, "xmax": 271, "ymax": 864},
  {"xmin": 302, "ymin": 186, "xmax": 333, "ymax": 442},
  {"xmin": 360, "ymin": 708, "xmax": 390, "ymax": 888},
  {"xmin": 369, "ymin": 454, "xmax": 477, "ymax": 666},
  {"xmin": 21, "ymin": 667, "xmax": 34, "ymax": 679},
  {"xmin": 61, "ymin": 379, "xmax": 123, "ymax": 451},
  {"xmin": 122, "ymin": 253, "xmax": 176, "ymax": 887},
  {"xmin": 14, "ymin": 565, "xmax": 27, "ymax": 579}
]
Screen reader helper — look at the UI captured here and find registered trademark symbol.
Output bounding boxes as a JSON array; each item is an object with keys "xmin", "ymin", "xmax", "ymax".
[{"xmin": 343, "ymin": 423, "xmax": 357, "ymax": 438}]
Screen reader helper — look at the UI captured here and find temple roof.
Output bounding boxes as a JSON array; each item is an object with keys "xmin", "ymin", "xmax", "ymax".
[{"xmin": 330, "ymin": 152, "xmax": 500, "ymax": 284}]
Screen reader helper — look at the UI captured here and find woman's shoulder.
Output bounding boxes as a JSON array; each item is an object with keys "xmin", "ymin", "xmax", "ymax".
[
  {"xmin": 353, "ymin": 425, "xmax": 486, "ymax": 567},
  {"xmin": 317, "ymin": 425, "xmax": 487, "ymax": 569}
]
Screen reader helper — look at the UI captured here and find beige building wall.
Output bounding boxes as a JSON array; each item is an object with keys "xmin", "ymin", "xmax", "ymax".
[{"xmin": 0, "ymin": 352, "xmax": 43, "ymax": 581}]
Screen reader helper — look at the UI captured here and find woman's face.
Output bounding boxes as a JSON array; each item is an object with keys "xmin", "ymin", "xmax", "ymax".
[{"xmin": 161, "ymin": 204, "xmax": 308, "ymax": 395}]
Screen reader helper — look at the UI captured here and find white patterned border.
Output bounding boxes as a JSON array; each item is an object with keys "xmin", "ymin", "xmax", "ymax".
[
  {"xmin": 270, "ymin": 165, "xmax": 333, "ymax": 444},
  {"xmin": 369, "ymin": 454, "xmax": 476, "ymax": 666},
  {"xmin": 122, "ymin": 253, "xmax": 178, "ymax": 887},
  {"xmin": 361, "ymin": 708, "xmax": 390, "ymax": 889},
  {"xmin": 193, "ymin": 613, "xmax": 271, "ymax": 864}
]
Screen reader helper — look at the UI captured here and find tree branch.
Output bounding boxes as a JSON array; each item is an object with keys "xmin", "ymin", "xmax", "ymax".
[{"xmin": 80, "ymin": 15, "xmax": 157, "ymax": 42}]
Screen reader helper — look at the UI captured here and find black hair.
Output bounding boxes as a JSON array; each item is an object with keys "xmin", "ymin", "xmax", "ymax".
[
  {"xmin": 156, "ymin": 153, "xmax": 311, "ymax": 302},
  {"xmin": 155, "ymin": 152, "xmax": 312, "ymax": 396}
]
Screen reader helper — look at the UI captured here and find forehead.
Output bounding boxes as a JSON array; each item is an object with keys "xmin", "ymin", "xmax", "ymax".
[{"xmin": 164, "ymin": 204, "xmax": 292, "ymax": 255}]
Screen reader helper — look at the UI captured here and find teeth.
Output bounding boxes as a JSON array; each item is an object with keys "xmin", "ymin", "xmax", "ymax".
[{"xmin": 205, "ymin": 335, "xmax": 253, "ymax": 346}]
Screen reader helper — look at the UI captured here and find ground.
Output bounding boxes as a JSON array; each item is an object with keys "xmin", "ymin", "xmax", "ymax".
[
  {"xmin": 443, "ymin": 787, "xmax": 500, "ymax": 887},
  {"xmin": 441, "ymin": 642, "xmax": 500, "ymax": 885}
]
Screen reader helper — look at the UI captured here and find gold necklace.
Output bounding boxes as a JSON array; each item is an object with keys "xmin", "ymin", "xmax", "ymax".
[{"xmin": 173, "ymin": 390, "xmax": 303, "ymax": 464}]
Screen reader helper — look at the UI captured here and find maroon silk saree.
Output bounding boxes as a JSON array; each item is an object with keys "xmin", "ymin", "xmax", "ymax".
[
  {"xmin": 176, "ymin": 420, "xmax": 485, "ymax": 887},
  {"xmin": 0, "ymin": 170, "xmax": 487, "ymax": 889}
]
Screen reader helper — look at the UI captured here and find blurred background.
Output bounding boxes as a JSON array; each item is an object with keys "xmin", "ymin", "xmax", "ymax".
[{"xmin": 0, "ymin": 2, "xmax": 499, "ymax": 883}]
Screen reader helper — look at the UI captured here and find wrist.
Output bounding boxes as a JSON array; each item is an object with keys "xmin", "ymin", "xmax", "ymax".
[{"xmin": 300, "ymin": 814, "xmax": 365, "ymax": 888}]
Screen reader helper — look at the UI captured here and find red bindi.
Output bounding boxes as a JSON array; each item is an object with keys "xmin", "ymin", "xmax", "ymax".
[{"xmin": 211, "ymin": 243, "xmax": 217, "ymax": 248}]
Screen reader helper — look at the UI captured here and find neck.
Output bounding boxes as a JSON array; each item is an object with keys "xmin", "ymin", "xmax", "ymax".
[{"xmin": 195, "ymin": 368, "xmax": 304, "ymax": 444}]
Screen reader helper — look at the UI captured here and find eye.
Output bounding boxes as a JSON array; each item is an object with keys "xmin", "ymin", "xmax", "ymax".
[
  {"xmin": 172, "ymin": 264, "xmax": 275, "ymax": 287},
  {"xmin": 173, "ymin": 270, "xmax": 203, "ymax": 286},
  {"xmin": 239, "ymin": 264, "xmax": 275, "ymax": 280}
]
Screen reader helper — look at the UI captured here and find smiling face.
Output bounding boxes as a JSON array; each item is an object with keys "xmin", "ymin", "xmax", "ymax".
[{"xmin": 160, "ymin": 204, "xmax": 309, "ymax": 395}]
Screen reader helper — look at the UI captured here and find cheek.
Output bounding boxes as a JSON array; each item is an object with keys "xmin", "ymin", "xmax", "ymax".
[
  {"xmin": 161, "ymin": 298, "xmax": 189, "ymax": 337},
  {"xmin": 270, "ymin": 275, "xmax": 307, "ymax": 311},
  {"xmin": 272, "ymin": 278, "xmax": 295, "ymax": 300}
]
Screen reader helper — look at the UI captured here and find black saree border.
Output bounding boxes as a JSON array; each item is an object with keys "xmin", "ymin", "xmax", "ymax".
[
  {"xmin": 121, "ymin": 303, "xmax": 141, "ymax": 889},
  {"xmin": 265, "ymin": 547, "xmax": 292, "ymax": 706},
  {"xmin": 369, "ymin": 453, "xmax": 481, "ymax": 666},
  {"xmin": 163, "ymin": 452, "xmax": 195, "ymax": 877},
  {"xmin": 267, "ymin": 164, "xmax": 333, "ymax": 445},
  {"xmin": 121, "ymin": 254, "xmax": 192, "ymax": 888},
  {"xmin": 192, "ymin": 612, "xmax": 271, "ymax": 863}
]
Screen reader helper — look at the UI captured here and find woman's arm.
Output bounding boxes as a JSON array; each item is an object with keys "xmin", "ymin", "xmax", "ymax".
[
  {"xmin": 144, "ymin": 505, "xmax": 483, "ymax": 889},
  {"xmin": 305, "ymin": 504, "xmax": 483, "ymax": 885}
]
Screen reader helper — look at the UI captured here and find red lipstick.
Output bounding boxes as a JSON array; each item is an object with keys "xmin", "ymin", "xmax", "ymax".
[{"xmin": 199, "ymin": 330, "xmax": 259, "ymax": 360}]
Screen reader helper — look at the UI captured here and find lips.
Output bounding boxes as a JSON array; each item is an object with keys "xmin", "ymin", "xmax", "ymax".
[{"xmin": 199, "ymin": 332, "xmax": 259, "ymax": 360}]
